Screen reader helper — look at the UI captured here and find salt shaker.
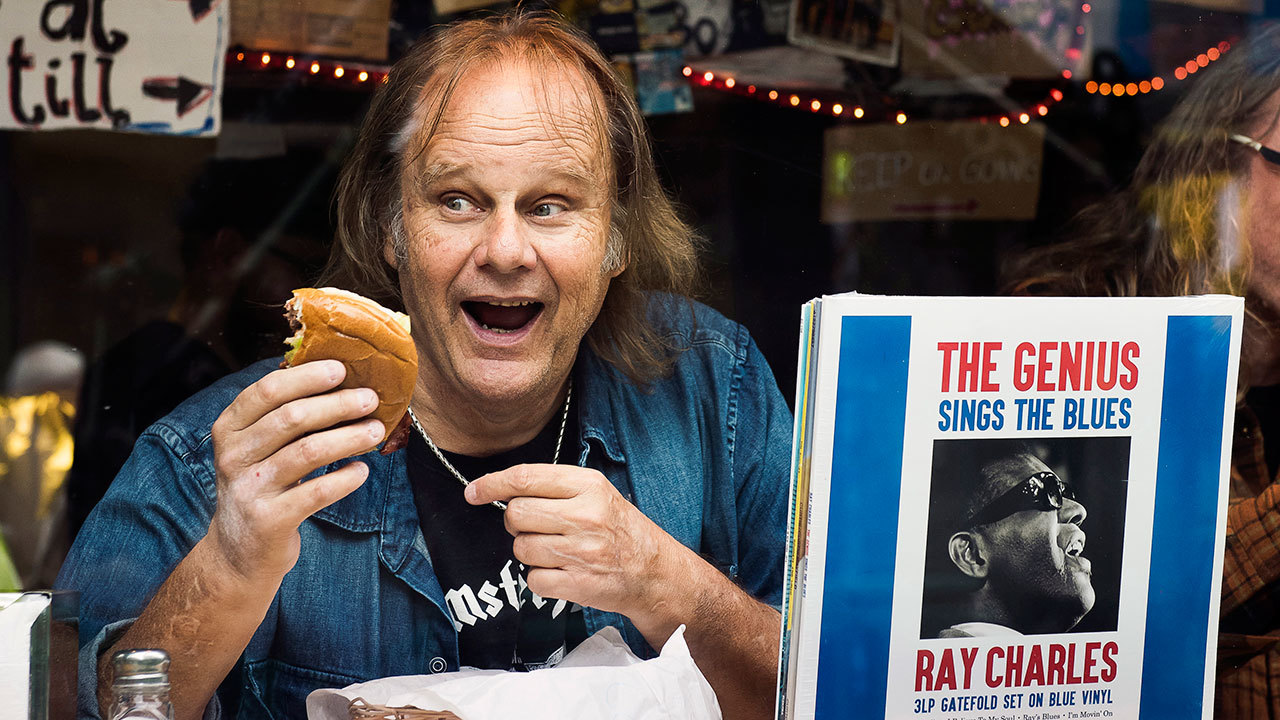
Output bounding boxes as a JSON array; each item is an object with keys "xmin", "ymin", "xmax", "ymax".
[{"xmin": 108, "ymin": 649, "xmax": 174, "ymax": 720}]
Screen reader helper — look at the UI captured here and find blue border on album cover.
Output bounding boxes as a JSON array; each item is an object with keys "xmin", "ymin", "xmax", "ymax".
[
  {"xmin": 814, "ymin": 316, "xmax": 912, "ymax": 719},
  {"xmin": 1140, "ymin": 315, "xmax": 1232, "ymax": 718}
]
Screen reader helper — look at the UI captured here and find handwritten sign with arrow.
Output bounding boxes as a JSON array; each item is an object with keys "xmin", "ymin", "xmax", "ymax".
[
  {"xmin": 822, "ymin": 121, "xmax": 1045, "ymax": 222},
  {"xmin": 1, "ymin": 0, "xmax": 227, "ymax": 135},
  {"xmin": 141, "ymin": 76, "xmax": 213, "ymax": 117}
]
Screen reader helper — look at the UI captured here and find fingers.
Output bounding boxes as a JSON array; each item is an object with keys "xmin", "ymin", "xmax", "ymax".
[
  {"xmin": 525, "ymin": 567, "xmax": 574, "ymax": 604},
  {"xmin": 208, "ymin": 460, "xmax": 372, "ymax": 583},
  {"xmin": 219, "ymin": 361, "xmax": 347, "ymax": 433},
  {"xmin": 465, "ymin": 464, "xmax": 591, "ymax": 506},
  {"xmin": 512, "ymin": 530, "xmax": 617, "ymax": 571},
  {"xmin": 214, "ymin": 417, "xmax": 381, "ymax": 516},
  {"xmin": 206, "ymin": 361, "xmax": 387, "ymax": 583},
  {"xmin": 263, "ymin": 418, "xmax": 385, "ymax": 484},
  {"xmin": 277, "ymin": 460, "xmax": 371, "ymax": 520},
  {"xmin": 503, "ymin": 496, "xmax": 589, "ymax": 536},
  {"xmin": 495, "ymin": 468, "xmax": 670, "ymax": 619},
  {"xmin": 230, "ymin": 388, "xmax": 382, "ymax": 468},
  {"xmin": 214, "ymin": 359, "xmax": 386, "ymax": 489},
  {"xmin": 514, "ymin": 531, "xmax": 648, "ymax": 616}
]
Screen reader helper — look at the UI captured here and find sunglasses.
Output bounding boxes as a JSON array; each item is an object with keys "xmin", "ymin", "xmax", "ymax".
[
  {"xmin": 1230, "ymin": 134, "xmax": 1280, "ymax": 167},
  {"xmin": 964, "ymin": 471, "xmax": 1076, "ymax": 529}
]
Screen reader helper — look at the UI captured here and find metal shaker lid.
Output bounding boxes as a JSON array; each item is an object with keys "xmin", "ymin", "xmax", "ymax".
[{"xmin": 111, "ymin": 649, "xmax": 171, "ymax": 684}]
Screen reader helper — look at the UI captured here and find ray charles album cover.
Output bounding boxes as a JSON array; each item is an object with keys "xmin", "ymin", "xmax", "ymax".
[{"xmin": 776, "ymin": 295, "xmax": 1242, "ymax": 720}]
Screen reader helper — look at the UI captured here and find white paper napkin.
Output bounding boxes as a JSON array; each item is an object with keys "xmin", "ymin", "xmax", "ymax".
[{"xmin": 306, "ymin": 625, "xmax": 722, "ymax": 720}]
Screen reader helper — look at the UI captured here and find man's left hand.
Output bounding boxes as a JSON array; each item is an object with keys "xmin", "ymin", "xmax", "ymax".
[
  {"xmin": 464, "ymin": 464, "xmax": 689, "ymax": 624},
  {"xmin": 467, "ymin": 463, "xmax": 780, "ymax": 720}
]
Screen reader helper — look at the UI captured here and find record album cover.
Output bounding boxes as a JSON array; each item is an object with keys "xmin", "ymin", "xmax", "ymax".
[{"xmin": 777, "ymin": 294, "xmax": 1243, "ymax": 720}]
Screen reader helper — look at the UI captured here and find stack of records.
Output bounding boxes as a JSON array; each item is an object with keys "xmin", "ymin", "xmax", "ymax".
[{"xmin": 776, "ymin": 294, "xmax": 1242, "ymax": 720}]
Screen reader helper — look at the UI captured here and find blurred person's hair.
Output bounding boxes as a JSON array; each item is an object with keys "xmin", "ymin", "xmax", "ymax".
[
  {"xmin": 323, "ymin": 10, "xmax": 702, "ymax": 385},
  {"xmin": 1004, "ymin": 23, "xmax": 1280, "ymax": 300}
]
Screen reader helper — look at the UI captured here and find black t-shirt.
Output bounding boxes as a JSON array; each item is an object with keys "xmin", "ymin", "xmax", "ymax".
[{"xmin": 406, "ymin": 405, "xmax": 588, "ymax": 671}]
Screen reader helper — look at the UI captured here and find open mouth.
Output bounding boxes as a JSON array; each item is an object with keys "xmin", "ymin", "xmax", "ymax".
[
  {"xmin": 1065, "ymin": 536, "xmax": 1085, "ymax": 557},
  {"xmin": 1060, "ymin": 526, "xmax": 1087, "ymax": 560},
  {"xmin": 462, "ymin": 300, "xmax": 544, "ymax": 334}
]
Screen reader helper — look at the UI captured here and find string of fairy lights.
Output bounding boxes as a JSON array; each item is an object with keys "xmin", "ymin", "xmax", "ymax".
[
  {"xmin": 682, "ymin": 3, "xmax": 1232, "ymax": 124},
  {"xmin": 1084, "ymin": 40, "xmax": 1231, "ymax": 97},
  {"xmin": 682, "ymin": 1, "xmax": 1094, "ymax": 123},
  {"xmin": 681, "ymin": 64, "xmax": 1069, "ymax": 125},
  {"xmin": 228, "ymin": 50, "xmax": 391, "ymax": 85},
  {"xmin": 224, "ymin": 7, "xmax": 1233, "ymax": 126}
]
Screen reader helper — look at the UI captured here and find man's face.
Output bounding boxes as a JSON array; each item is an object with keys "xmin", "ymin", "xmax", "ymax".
[
  {"xmin": 390, "ymin": 56, "xmax": 621, "ymax": 406},
  {"xmin": 1243, "ymin": 92, "xmax": 1280, "ymax": 382},
  {"xmin": 973, "ymin": 454, "xmax": 1095, "ymax": 630}
]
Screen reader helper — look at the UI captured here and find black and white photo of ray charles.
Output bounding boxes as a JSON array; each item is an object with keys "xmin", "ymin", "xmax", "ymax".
[{"xmin": 919, "ymin": 439, "xmax": 1094, "ymax": 638}]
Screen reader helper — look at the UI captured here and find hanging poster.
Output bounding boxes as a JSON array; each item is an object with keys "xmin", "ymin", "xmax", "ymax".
[
  {"xmin": 632, "ymin": 48, "xmax": 695, "ymax": 114},
  {"xmin": 673, "ymin": 0, "xmax": 734, "ymax": 57},
  {"xmin": 1, "ymin": 0, "xmax": 227, "ymax": 135},
  {"xmin": 777, "ymin": 294, "xmax": 1242, "ymax": 720},
  {"xmin": 788, "ymin": 0, "xmax": 901, "ymax": 66}
]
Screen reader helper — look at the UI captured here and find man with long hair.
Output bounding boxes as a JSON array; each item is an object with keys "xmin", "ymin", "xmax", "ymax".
[
  {"xmin": 57, "ymin": 11, "xmax": 790, "ymax": 720},
  {"xmin": 1006, "ymin": 23, "xmax": 1280, "ymax": 716}
]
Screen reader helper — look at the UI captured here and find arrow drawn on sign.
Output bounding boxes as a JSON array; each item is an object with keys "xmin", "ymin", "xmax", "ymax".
[
  {"xmin": 171, "ymin": 0, "xmax": 222, "ymax": 22},
  {"xmin": 141, "ymin": 77, "xmax": 213, "ymax": 117}
]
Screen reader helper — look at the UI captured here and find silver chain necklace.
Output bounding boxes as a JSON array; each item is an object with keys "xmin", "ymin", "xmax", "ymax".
[{"xmin": 407, "ymin": 378, "xmax": 573, "ymax": 510}]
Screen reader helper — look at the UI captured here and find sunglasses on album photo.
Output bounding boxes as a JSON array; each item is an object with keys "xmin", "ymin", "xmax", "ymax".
[{"xmin": 963, "ymin": 471, "xmax": 1078, "ymax": 529}]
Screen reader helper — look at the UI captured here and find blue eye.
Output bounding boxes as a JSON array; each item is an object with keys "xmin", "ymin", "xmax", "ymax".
[
  {"xmin": 532, "ymin": 202, "xmax": 565, "ymax": 217},
  {"xmin": 444, "ymin": 197, "xmax": 475, "ymax": 212}
]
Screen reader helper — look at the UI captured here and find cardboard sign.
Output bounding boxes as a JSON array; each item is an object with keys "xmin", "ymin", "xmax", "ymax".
[
  {"xmin": 821, "ymin": 120, "xmax": 1044, "ymax": 222},
  {"xmin": 231, "ymin": 0, "xmax": 391, "ymax": 60},
  {"xmin": 1, "ymin": 0, "xmax": 226, "ymax": 135}
]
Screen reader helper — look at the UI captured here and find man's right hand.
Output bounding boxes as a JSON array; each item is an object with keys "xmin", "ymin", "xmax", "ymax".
[
  {"xmin": 96, "ymin": 360, "xmax": 386, "ymax": 720},
  {"xmin": 205, "ymin": 359, "xmax": 385, "ymax": 584}
]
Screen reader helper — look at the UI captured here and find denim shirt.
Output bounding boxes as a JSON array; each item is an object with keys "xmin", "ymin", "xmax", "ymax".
[{"xmin": 55, "ymin": 297, "xmax": 793, "ymax": 720}]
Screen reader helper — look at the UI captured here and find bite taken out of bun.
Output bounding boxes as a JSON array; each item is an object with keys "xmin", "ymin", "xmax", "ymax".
[{"xmin": 283, "ymin": 287, "xmax": 417, "ymax": 454}]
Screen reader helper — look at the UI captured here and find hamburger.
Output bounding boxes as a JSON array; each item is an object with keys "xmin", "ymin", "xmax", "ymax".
[{"xmin": 283, "ymin": 287, "xmax": 417, "ymax": 454}]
